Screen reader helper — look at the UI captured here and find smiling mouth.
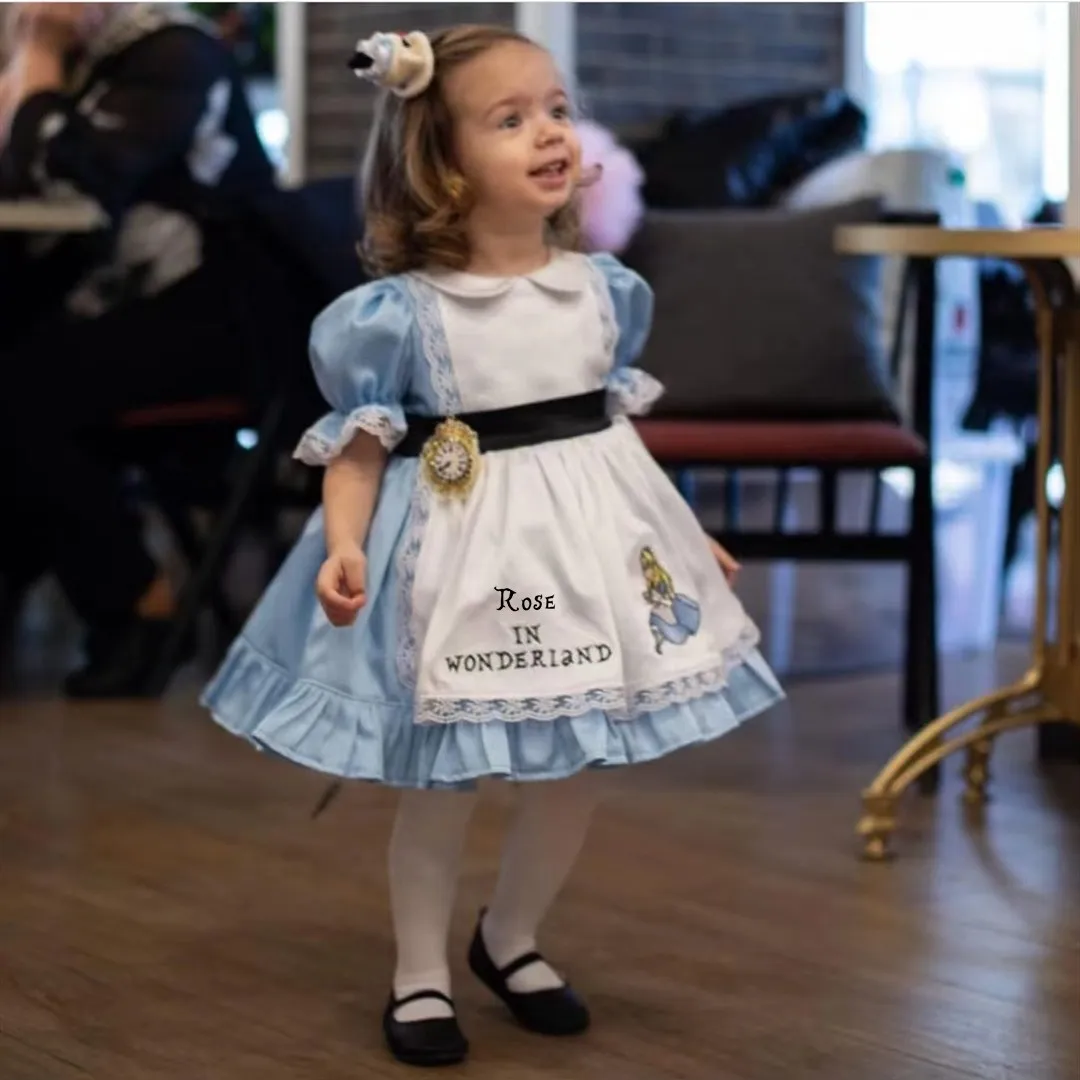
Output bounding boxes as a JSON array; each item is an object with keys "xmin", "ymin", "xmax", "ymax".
[{"xmin": 530, "ymin": 160, "xmax": 569, "ymax": 178}]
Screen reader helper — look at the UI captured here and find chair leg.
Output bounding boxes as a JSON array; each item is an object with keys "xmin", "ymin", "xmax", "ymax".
[
  {"xmin": 144, "ymin": 395, "xmax": 286, "ymax": 696},
  {"xmin": 904, "ymin": 460, "xmax": 941, "ymax": 789},
  {"xmin": 154, "ymin": 488, "xmax": 240, "ymax": 639},
  {"xmin": 904, "ymin": 462, "xmax": 941, "ymax": 727}
]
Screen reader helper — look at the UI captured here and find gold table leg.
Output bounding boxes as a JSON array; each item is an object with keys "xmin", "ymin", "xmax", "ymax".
[{"xmin": 857, "ymin": 260, "xmax": 1080, "ymax": 861}]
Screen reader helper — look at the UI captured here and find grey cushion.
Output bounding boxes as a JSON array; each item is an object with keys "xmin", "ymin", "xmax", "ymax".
[{"xmin": 624, "ymin": 198, "xmax": 898, "ymax": 422}]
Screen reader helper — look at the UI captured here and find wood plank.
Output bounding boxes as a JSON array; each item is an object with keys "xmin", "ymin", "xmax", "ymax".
[{"xmin": 0, "ymin": 1035, "xmax": 96, "ymax": 1080}]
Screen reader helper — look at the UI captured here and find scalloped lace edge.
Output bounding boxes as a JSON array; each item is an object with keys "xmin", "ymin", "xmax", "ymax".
[{"xmin": 293, "ymin": 406, "xmax": 405, "ymax": 465}]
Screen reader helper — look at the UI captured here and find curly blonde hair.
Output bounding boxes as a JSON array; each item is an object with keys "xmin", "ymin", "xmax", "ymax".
[{"xmin": 358, "ymin": 24, "xmax": 581, "ymax": 278}]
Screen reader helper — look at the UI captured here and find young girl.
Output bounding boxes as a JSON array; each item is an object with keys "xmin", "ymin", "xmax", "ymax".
[{"xmin": 203, "ymin": 23, "xmax": 783, "ymax": 1069}]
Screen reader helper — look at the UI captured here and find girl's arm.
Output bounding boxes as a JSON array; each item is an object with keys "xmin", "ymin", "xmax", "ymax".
[
  {"xmin": 301, "ymin": 280, "xmax": 412, "ymax": 627},
  {"xmin": 708, "ymin": 536, "xmax": 741, "ymax": 585},
  {"xmin": 323, "ymin": 431, "xmax": 388, "ymax": 554},
  {"xmin": 315, "ymin": 431, "xmax": 387, "ymax": 628}
]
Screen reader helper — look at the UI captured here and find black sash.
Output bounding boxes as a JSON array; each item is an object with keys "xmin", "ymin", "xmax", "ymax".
[{"xmin": 394, "ymin": 389, "xmax": 611, "ymax": 457}]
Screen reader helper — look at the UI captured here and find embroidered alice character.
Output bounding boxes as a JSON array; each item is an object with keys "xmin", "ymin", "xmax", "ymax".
[
  {"xmin": 640, "ymin": 545, "xmax": 702, "ymax": 652},
  {"xmin": 201, "ymin": 22, "xmax": 784, "ymax": 1071}
]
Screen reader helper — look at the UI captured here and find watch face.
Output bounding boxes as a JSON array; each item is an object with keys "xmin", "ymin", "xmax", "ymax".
[{"xmin": 431, "ymin": 440, "xmax": 471, "ymax": 483}]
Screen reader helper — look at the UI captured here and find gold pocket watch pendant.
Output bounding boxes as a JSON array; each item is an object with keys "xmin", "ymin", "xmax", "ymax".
[{"xmin": 419, "ymin": 417, "xmax": 482, "ymax": 499}]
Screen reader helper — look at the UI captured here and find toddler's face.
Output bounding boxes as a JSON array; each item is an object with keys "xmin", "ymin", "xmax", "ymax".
[{"xmin": 443, "ymin": 41, "xmax": 580, "ymax": 226}]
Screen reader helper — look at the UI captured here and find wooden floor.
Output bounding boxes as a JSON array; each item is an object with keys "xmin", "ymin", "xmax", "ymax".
[{"xmin": 1, "ymin": 647, "xmax": 1077, "ymax": 1080}]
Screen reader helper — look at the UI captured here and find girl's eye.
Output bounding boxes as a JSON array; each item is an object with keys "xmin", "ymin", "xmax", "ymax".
[
  {"xmin": 498, "ymin": 113, "xmax": 521, "ymax": 130},
  {"xmin": 551, "ymin": 104, "xmax": 570, "ymax": 120}
]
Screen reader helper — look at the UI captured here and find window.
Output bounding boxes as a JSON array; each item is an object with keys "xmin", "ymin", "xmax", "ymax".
[{"xmin": 856, "ymin": 2, "xmax": 1071, "ymax": 224}]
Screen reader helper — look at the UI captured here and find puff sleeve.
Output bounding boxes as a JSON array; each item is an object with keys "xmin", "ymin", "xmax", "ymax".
[
  {"xmin": 293, "ymin": 279, "xmax": 414, "ymax": 466},
  {"xmin": 589, "ymin": 253, "xmax": 663, "ymax": 416}
]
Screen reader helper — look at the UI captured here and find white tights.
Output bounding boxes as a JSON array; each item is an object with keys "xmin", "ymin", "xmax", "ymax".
[{"xmin": 387, "ymin": 773, "xmax": 599, "ymax": 1022}]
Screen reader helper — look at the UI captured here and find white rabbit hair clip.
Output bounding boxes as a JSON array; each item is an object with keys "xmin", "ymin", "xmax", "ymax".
[{"xmin": 348, "ymin": 31, "xmax": 435, "ymax": 99}]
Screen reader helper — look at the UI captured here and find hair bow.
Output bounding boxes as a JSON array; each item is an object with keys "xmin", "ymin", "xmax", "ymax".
[{"xmin": 348, "ymin": 31, "xmax": 435, "ymax": 99}]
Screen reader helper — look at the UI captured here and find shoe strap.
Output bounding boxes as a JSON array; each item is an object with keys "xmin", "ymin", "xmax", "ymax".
[
  {"xmin": 498, "ymin": 950, "xmax": 546, "ymax": 980},
  {"xmin": 478, "ymin": 909, "xmax": 555, "ymax": 982},
  {"xmin": 393, "ymin": 988, "xmax": 455, "ymax": 1009}
]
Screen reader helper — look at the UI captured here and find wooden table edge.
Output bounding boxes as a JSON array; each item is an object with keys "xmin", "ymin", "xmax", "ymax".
[
  {"xmin": 0, "ymin": 198, "xmax": 108, "ymax": 233},
  {"xmin": 835, "ymin": 224, "xmax": 1080, "ymax": 260}
]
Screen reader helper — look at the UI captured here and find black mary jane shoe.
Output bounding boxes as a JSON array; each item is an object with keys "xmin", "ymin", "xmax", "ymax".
[
  {"xmin": 467, "ymin": 913, "xmax": 590, "ymax": 1036},
  {"xmin": 382, "ymin": 990, "xmax": 469, "ymax": 1068}
]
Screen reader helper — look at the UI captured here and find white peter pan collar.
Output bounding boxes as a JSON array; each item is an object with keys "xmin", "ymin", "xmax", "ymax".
[{"xmin": 410, "ymin": 250, "xmax": 590, "ymax": 299}]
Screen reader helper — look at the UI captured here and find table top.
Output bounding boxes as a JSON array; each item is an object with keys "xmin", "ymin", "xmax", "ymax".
[
  {"xmin": 0, "ymin": 197, "xmax": 107, "ymax": 233},
  {"xmin": 836, "ymin": 224, "xmax": 1080, "ymax": 260}
]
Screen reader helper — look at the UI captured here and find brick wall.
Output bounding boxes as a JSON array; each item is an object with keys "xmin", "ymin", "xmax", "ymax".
[
  {"xmin": 576, "ymin": 2, "xmax": 847, "ymax": 128},
  {"xmin": 304, "ymin": 2, "xmax": 514, "ymax": 179},
  {"xmin": 301, "ymin": 2, "xmax": 847, "ymax": 177}
]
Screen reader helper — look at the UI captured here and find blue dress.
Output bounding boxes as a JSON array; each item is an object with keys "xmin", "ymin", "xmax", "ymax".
[{"xmin": 202, "ymin": 251, "xmax": 784, "ymax": 790}]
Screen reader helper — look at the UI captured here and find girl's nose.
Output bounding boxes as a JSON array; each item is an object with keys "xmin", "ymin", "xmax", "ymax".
[{"xmin": 536, "ymin": 121, "xmax": 565, "ymax": 147}]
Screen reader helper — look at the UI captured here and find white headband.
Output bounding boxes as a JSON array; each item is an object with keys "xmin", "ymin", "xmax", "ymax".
[{"xmin": 348, "ymin": 31, "xmax": 435, "ymax": 99}]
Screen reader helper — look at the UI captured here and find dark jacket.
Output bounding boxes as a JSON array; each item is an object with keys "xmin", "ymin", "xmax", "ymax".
[{"xmin": 0, "ymin": 4, "xmax": 276, "ymax": 318}]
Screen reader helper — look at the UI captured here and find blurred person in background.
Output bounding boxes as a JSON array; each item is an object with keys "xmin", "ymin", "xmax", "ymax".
[{"xmin": 0, "ymin": 2, "xmax": 294, "ymax": 697}]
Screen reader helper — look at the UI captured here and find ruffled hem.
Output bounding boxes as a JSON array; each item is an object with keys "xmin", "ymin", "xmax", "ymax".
[
  {"xmin": 607, "ymin": 368, "xmax": 663, "ymax": 416},
  {"xmin": 294, "ymin": 404, "xmax": 406, "ymax": 464},
  {"xmin": 201, "ymin": 638, "xmax": 785, "ymax": 791}
]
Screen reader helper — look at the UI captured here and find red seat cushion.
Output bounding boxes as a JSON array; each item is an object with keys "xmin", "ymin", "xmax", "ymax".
[
  {"xmin": 634, "ymin": 419, "xmax": 926, "ymax": 465},
  {"xmin": 118, "ymin": 398, "xmax": 251, "ymax": 429}
]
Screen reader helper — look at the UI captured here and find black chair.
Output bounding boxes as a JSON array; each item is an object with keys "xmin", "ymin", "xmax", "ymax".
[{"xmin": 117, "ymin": 177, "xmax": 366, "ymax": 694}]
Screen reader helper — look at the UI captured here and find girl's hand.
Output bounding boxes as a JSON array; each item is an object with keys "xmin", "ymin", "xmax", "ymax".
[
  {"xmin": 709, "ymin": 537, "xmax": 741, "ymax": 586},
  {"xmin": 316, "ymin": 544, "xmax": 368, "ymax": 627}
]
